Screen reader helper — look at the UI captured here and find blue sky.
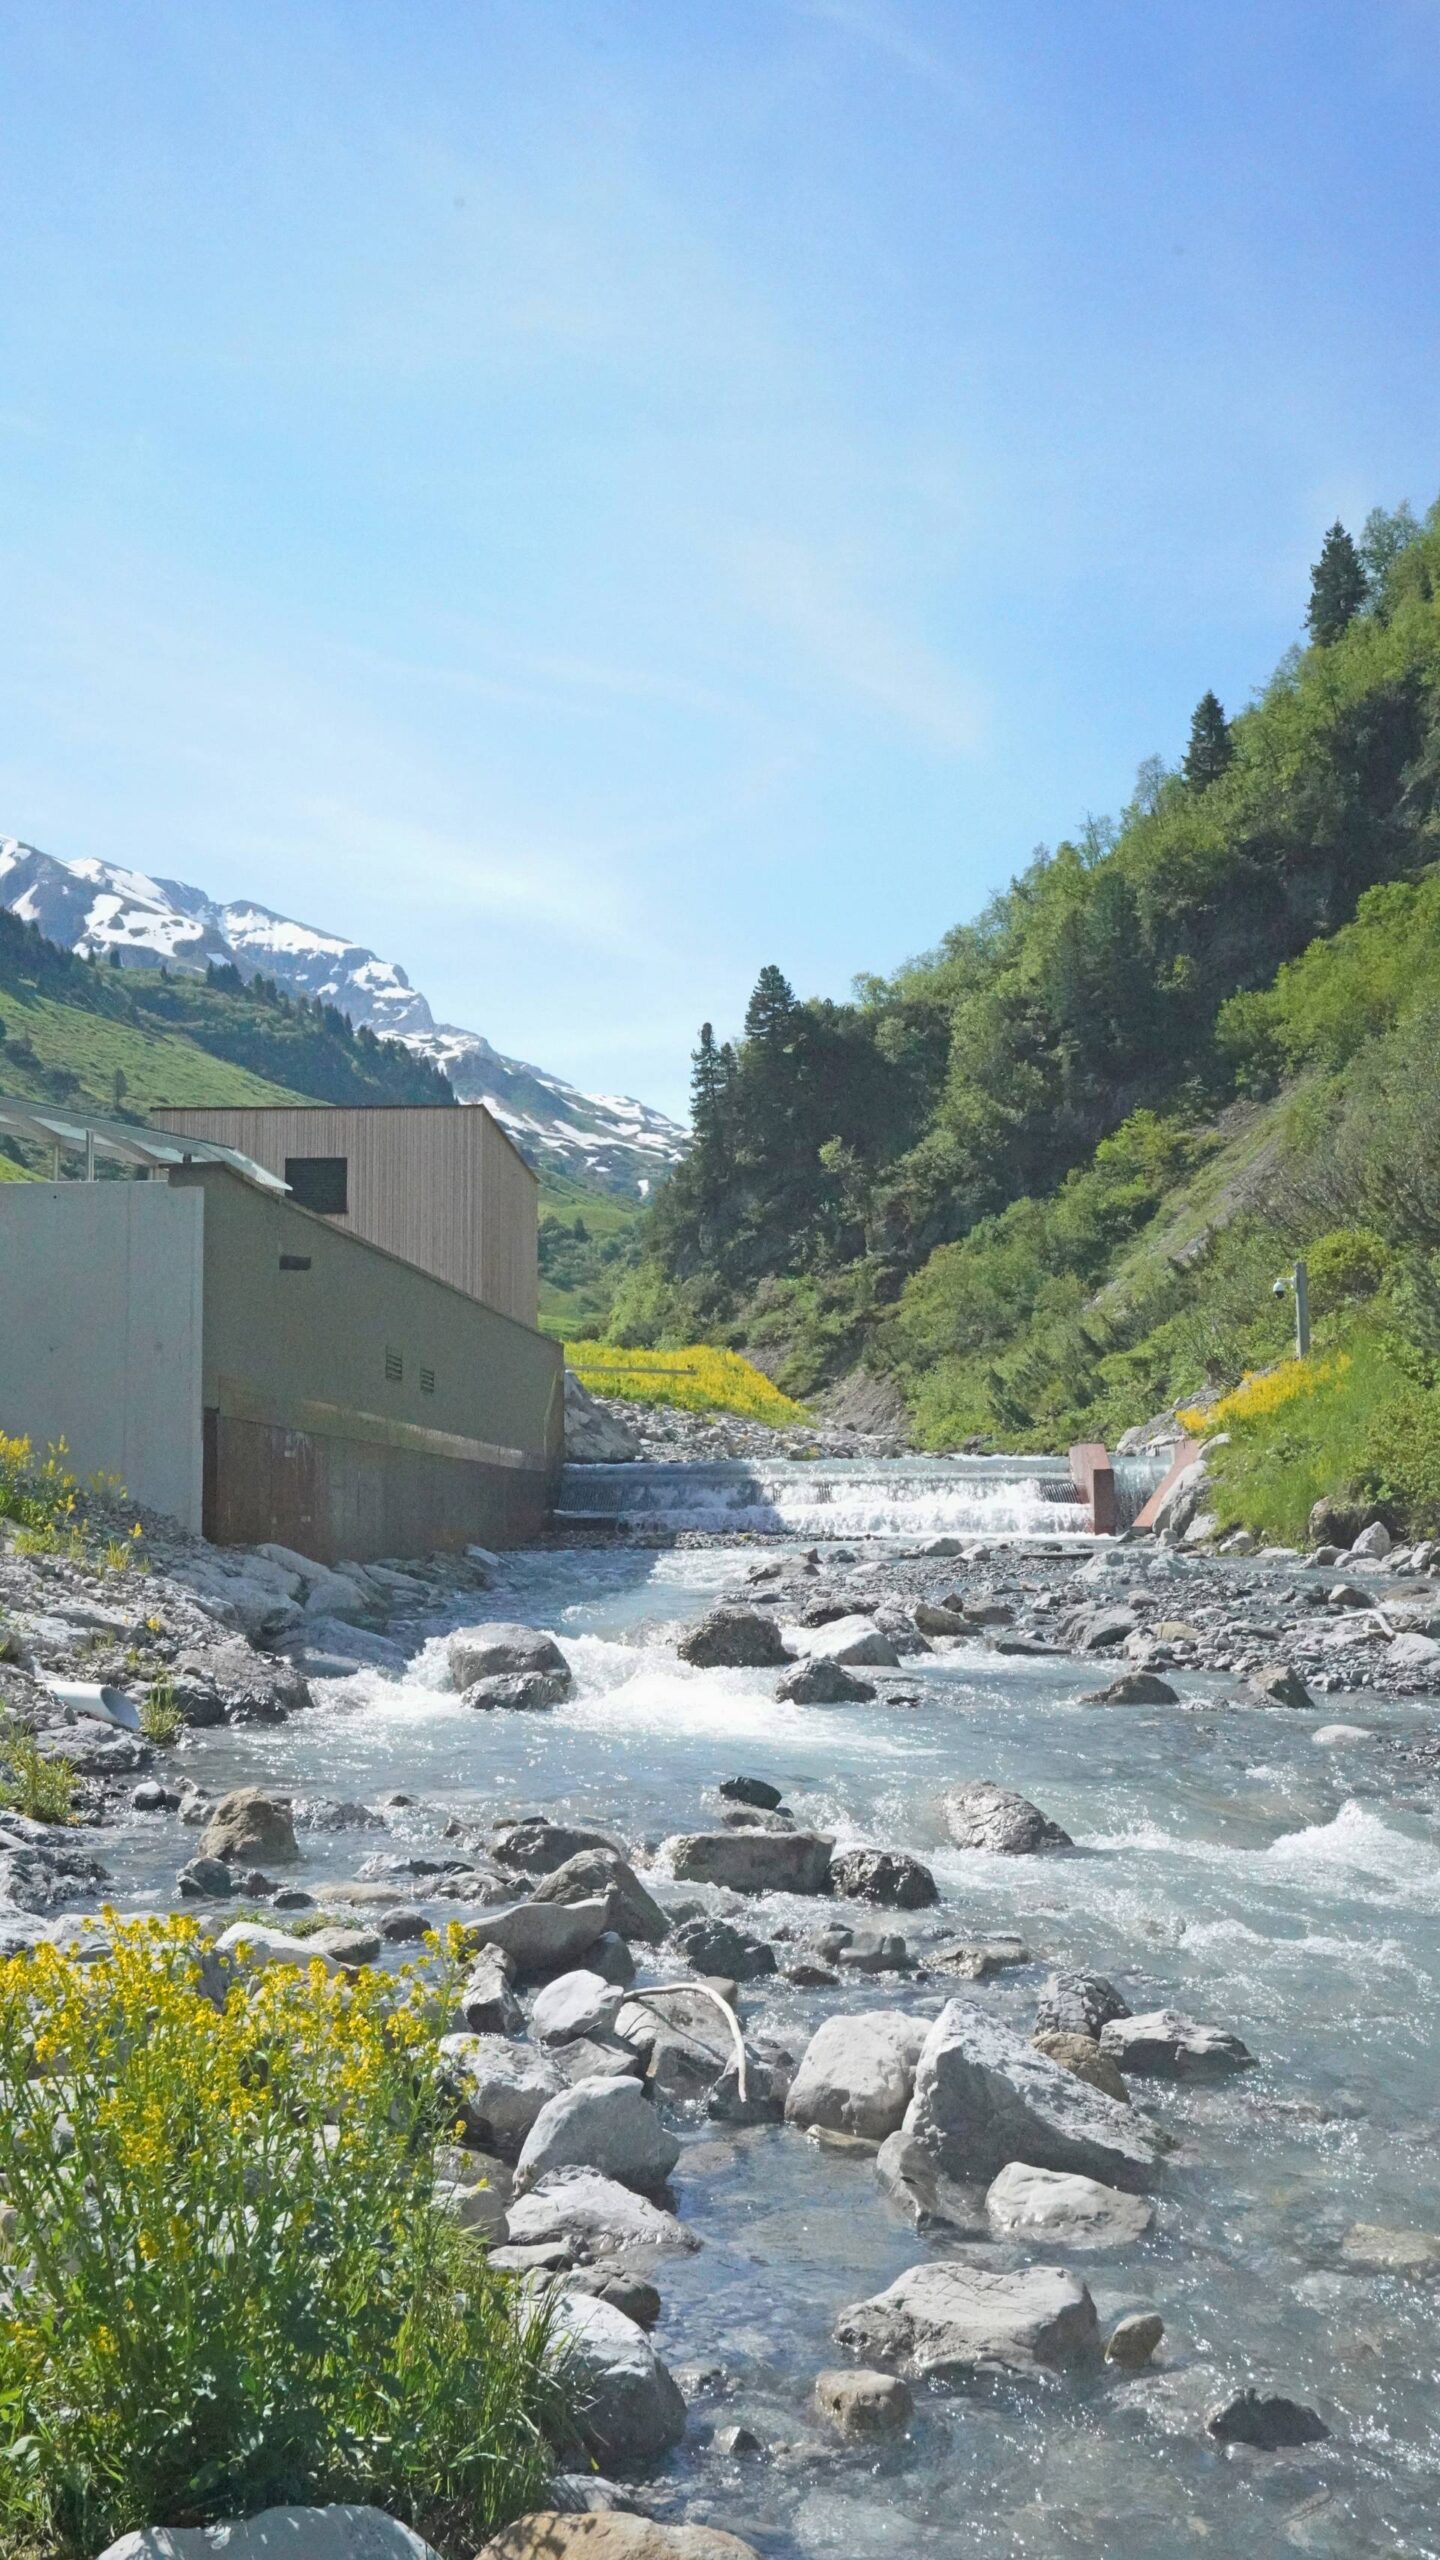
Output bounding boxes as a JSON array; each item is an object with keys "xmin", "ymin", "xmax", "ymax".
[{"xmin": 3, "ymin": 1, "xmax": 1438, "ymax": 1118}]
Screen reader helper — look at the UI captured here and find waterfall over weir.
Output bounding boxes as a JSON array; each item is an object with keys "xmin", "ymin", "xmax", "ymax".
[{"xmin": 557, "ymin": 1452, "xmax": 1166, "ymax": 1540}]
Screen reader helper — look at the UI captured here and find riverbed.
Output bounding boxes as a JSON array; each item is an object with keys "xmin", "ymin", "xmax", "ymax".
[{"xmin": 105, "ymin": 1539, "xmax": 1440, "ymax": 2558}]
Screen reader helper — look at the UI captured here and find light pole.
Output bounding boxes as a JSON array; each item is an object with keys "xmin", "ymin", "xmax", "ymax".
[{"xmin": 1272, "ymin": 1261, "xmax": 1311, "ymax": 1359}]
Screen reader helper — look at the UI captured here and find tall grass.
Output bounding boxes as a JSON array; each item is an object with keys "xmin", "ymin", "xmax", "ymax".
[
  {"xmin": 567, "ymin": 1341, "xmax": 807, "ymax": 1426},
  {"xmin": 0, "ymin": 1918, "xmax": 559, "ymax": 2559}
]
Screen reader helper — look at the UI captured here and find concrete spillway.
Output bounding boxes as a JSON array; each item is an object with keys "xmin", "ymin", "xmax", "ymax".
[{"xmin": 556, "ymin": 1452, "xmax": 1168, "ymax": 1540}]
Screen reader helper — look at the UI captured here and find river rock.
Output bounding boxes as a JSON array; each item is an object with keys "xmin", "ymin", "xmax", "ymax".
[
  {"xmin": 834, "ymin": 2260, "xmax": 1100, "ymax": 2381},
  {"xmin": 943, "ymin": 1782, "xmax": 1072, "ymax": 1854},
  {"xmin": 1100, "ymin": 2009, "xmax": 1256, "ymax": 2079},
  {"xmin": 785, "ymin": 2011, "xmax": 930, "ymax": 2144},
  {"xmin": 985, "ymin": 2160, "xmax": 1154, "ymax": 2246},
  {"xmin": 829, "ymin": 1848, "xmax": 938, "ymax": 1910},
  {"xmin": 215, "ymin": 1923, "xmax": 343, "ymax": 1977},
  {"xmin": 1311, "ymin": 1722, "xmax": 1375, "ymax": 1747},
  {"xmin": 434, "ymin": 2172, "xmax": 510, "ymax": 2240},
  {"xmin": 677, "ymin": 1607, "xmax": 792, "ymax": 1669},
  {"xmin": 495, "ymin": 1819, "xmax": 623, "ymax": 1875},
  {"xmin": 717, "ymin": 1776, "xmax": 783, "ymax": 1810},
  {"xmin": 775, "ymin": 1657, "xmax": 877, "ymax": 1704},
  {"xmin": 564, "ymin": 1369, "xmax": 642, "ymax": 1462},
  {"xmin": 1387, "ymin": 1631, "xmax": 1440, "ymax": 1673},
  {"xmin": 439, "ymin": 2033, "xmax": 568, "ymax": 2155},
  {"xmin": 665, "ymin": 1830, "xmax": 834, "ymax": 1896},
  {"xmin": 1106, "ymin": 2311, "xmax": 1164, "ymax": 2369},
  {"xmin": 1349, "ymin": 1519, "xmax": 1393, "ymax": 1561},
  {"xmin": 931, "ymin": 1936, "xmax": 1030, "ymax": 1980},
  {"xmin": 199, "ymin": 1789, "xmax": 298, "ymax": 1866},
  {"xmin": 546, "ymin": 2292, "xmax": 688, "ymax": 2465},
  {"xmin": 531, "ymin": 1970, "xmax": 626, "ymax": 2045},
  {"xmin": 463, "ymin": 1669, "xmax": 573, "ymax": 1711},
  {"xmin": 1339, "ymin": 2222, "xmax": 1440, "ymax": 2273},
  {"xmin": 480, "ymin": 2519, "xmax": 758, "ymax": 2559},
  {"xmin": 1083, "ymin": 1672, "xmax": 1179, "ymax": 1705},
  {"xmin": 97, "ymin": 2508, "xmax": 445, "ymax": 2560},
  {"xmin": 1247, "ymin": 1662, "xmax": 1315, "ymax": 1710},
  {"xmin": 556, "ymin": 2038, "xmax": 645, "ymax": 2087},
  {"xmin": 532, "ymin": 1849, "xmax": 669, "ymax": 1945},
  {"xmin": 669, "ymin": 1915, "xmax": 776, "ymax": 1980},
  {"xmin": 902, "ymin": 2002, "xmax": 1161, "ymax": 2189},
  {"xmin": 304, "ymin": 1925, "xmax": 384, "ymax": 1967},
  {"xmin": 813, "ymin": 2367, "xmax": 913, "ymax": 2439},
  {"xmin": 178, "ymin": 1855, "xmax": 235, "ymax": 1899},
  {"xmin": 1207, "ymin": 2389, "xmax": 1330, "ymax": 2449},
  {"xmin": 799, "ymin": 1615, "xmax": 902, "ymax": 1669},
  {"xmin": 1033, "ymin": 2032, "xmax": 1129, "ymax": 2102},
  {"xmin": 449, "ymin": 1626, "xmax": 572, "ymax": 1692},
  {"xmin": 506, "ymin": 2166, "xmax": 698, "ymax": 2262},
  {"xmin": 830, "ymin": 1924, "xmax": 909, "ymax": 1973},
  {"xmin": 456, "ymin": 1945, "xmax": 524, "ymax": 2035},
  {"xmin": 1033, "ymin": 1971, "xmax": 1132, "ymax": 2040},
  {"xmin": 464, "ymin": 1894, "xmax": 621, "ymax": 1977},
  {"xmin": 515, "ymin": 2075, "xmax": 681, "ymax": 2195},
  {"xmin": 567, "ymin": 2268, "xmax": 663, "ymax": 2331},
  {"xmin": 913, "ymin": 1601, "xmax": 967, "ymax": 1636}
]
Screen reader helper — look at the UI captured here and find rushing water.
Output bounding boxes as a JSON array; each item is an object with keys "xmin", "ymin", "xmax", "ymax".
[
  {"xmin": 555, "ymin": 1454, "xmax": 1165, "ymax": 1540},
  {"xmin": 105, "ymin": 1539, "xmax": 1440, "ymax": 2558}
]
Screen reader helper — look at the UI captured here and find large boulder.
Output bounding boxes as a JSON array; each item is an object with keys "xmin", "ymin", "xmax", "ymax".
[
  {"xmin": 97, "ymin": 2511, "xmax": 442, "ymax": 2560},
  {"xmin": 215, "ymin": 1923, "xmax": 343, "ymax": 1977},
  {"xmin": 669, "ymin": 1915, "xmax": 776, "ymax": 1980},
  {"xmin": 547, "ymin": 2291, "xmax": 687, "ymax": 2465},
  {"xmin": 775, "ymin": 1657, "xmax": 877, "ymax": 1704},
  {"xmin": 463, "ymin": 1894, "xmax": 622, "ymax": 1978},
  {"xmin": 515, "ymin": 2076, "xmax": 681, "ymax": 2196},
  {"xmin": 984, "ymin": 2160, "xmax": 1154, "ymax": 2247},
  {"xmin": 1033, "ymin": 1971, "xmax": 1132, "ymax": 2040},
  {"xmin": 439, "ymin": 2033, "xmax": 567, "ymax": 2155},
  {"xmin": 455, "ymin": 1945, "xmax": 524, "ymax": 2036},
  {"xmin": 1207, "ymin": 2389, "xmax": 1329, "ymax": 2450},
  {"xmin": 799, "ymin": 1615, "xmax": 901, "ymax": 1669},
  {"xmin": 480, "ymin": 2518, "xmax": 758, "ymax": 2559},
  {"xmin": 901, "ymin": 2001, "xmax": 1162, "ymax": 2190},
  {"xmin": 495, "ymin": 1820, "xmax": 624, "ymax": 1875},
  {"xmin": 1247, "ymin": 1662, "xmax": 1315, "ymax": 1711},
  {"xmin": 813, "ymin": 2368, "xmax": 913, "ymax": 2440},
  {"xmin": 1032, "ymin": 2032, "xmax": 1129, "ymax": 2103},
  {"xmin": 1100, "ymin": 2010, "xmax": 1256, "ymax": 2079},
  {"xmin": 506, "ymin": 2166, "xmax": 698, "ymax": 2263},
  {"xmin": 565, "ymin": 1371, "xmax": 642, "ymax": 1463},
  {"xmin": 448, "ymin": 1627, "xmax": 572, "ymax": 1692},
  {"xmin": 677, "ymin": 1607, "xmax": 792, "ymax": 1670},
  {"xmin": 199, "ymin": 1789, "xmax": 298, "ymax": 1866},
  {"xmin": 942, "ymin": 1782, "xmax": 1072, "ymax": 1855},
  {"xmin": 462, "ymin": 1670, "xmax": 572, "ymax": 1712},
  {"xmin": 829, "ymin": 1847, "xmax": 937, "ymax": 1910},
  {"xmin": 665, "ymin": 1830, "xmax": 834, "ymax": 1896},
  {"xmin": 531, "ymin": 1970, "xmax": 625, "ymax": 2046},
  {"xmin": 834, "ymin": 2259, "xmax": 1101, "ymax": 2381},
  {"xmin": 532, "ymin": 1849, "xmax": 669, "ymax": 1945},
  {"xmin": 785, "ymin": 2011, "xmax": 930, "ymax": 2144}
]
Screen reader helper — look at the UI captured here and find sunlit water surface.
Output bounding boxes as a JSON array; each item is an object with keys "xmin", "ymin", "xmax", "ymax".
[{"xmin": 104, "ymin": 1543, "xmax": 1440, "ymax": 2558}]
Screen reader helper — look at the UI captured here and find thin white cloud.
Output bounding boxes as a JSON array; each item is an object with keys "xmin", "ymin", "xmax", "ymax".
[{"xmin": 735, "ymin": 533, "xmax": 986, "ymax": 754}]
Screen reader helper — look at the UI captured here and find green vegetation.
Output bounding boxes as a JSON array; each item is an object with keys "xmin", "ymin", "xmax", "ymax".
[
  {"xmin": 138, "ymin": 1674, "xmax": 182, "ymax": 1746},
  {"xmin": 0, "ymin": 1918, "xmax": 559, "ymax": 2560},
  {"xmin": 0, "ymin": 1717, "xmax": 76, "ymax": 1826},
  {"xmin": 537, "ymin": 1168, "xmax": 646, "ymax": 1335},
  {"xmin": 620, "ymin": 497, "xmax": 1440, "ymax": 1532}
]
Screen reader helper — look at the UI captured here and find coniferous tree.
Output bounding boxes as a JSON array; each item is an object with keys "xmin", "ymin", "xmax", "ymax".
[
  {"xmin": 1182, "ymin": 691, "xmax": 1233, "ymax": 791},
  {"xmin": 743, "ymin": 964, "xmax": 800, "ymax": 1051},
  {"xmin": 690, "ymin": 1023, "xmax": 730, "ymax": 1189},
  {"xmin": 1307, "ymin": 522, "xmax": 1367, "ymax": 646}
]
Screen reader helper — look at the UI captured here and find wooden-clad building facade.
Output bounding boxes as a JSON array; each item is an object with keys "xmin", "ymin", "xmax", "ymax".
[{"xmin": 152, "ymin": 1103, "xmax": 538, "ymax": 1327}]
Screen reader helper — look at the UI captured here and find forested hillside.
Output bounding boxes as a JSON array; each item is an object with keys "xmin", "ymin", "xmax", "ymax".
[{"xmin": 614, "ymin": 501, "xmax": 1440, "ymax": 1527}]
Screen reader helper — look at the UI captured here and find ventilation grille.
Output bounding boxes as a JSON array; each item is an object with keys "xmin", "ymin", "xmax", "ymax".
[
  {"xmin": 384, "ymin": 1347, "xmax": 403, "ymax": 1383},
  {"xmin": 420, "ymin": 1365, "xmax": 436, "ymax": 1395}
]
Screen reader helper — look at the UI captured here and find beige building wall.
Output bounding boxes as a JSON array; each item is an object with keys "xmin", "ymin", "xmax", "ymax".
[{"xmin": 152, "ymin": 1104, "xmax": 539, "ymax": 1326}]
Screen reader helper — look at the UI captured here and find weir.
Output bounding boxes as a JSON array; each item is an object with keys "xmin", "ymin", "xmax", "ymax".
[{"xmin": 557, "ymin": 1450, "xmax": 1169, "ymax": 1540}]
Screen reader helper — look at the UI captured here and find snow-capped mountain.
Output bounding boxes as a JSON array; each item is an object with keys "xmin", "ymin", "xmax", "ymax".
[{"xmin": 0, "ymin": 836, "xmax": 686, "ymax": 1194}]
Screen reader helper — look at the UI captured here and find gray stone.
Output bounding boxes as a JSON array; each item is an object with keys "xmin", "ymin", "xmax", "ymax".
[
  {"xmin": 439, "ymin": 2032, "xmax": 567, "ymax": 2156},
  {"xmin": 1387, "ymin": 1631, "xmax": 1440, "ymax": 1673},
  {"xmin": 531, "ymin": 1848, "xmax": 669, "ymax": 1944},
  {"xmin": 829, "ymin": 1847, "xmax": 937, "ymax": 1910},
  {"xmin": 775, "ymin": 1657, "xmax": 877, "ymax": 1704},
  {"xmin": 1100, "ymin": 2009, "xmax": 1256, "ymax": 2079},
  {"xmin": 1247, "ymin": 1662, "xmax": 1316, "ymax": 1711},
  {"xmin": 834, "ymin": 2259, "xmax": 1101, "ymax": 2381},
  {"xmin": 555, "ymin": 2038, "xmax": 645, "ymax": 2087},
  {"xmin": 913, "ymin": 1602, "xmax": 967, "ymax": 1636},
  {"xmin": 1032, "ymin": 2032, "xmax": 1129, "ymax": 2102},
  {"xmin": 495, "ymin": 1819, "xmax": 624, "ymax": 1875},
  {"xmin": 456, "ymin": 1945, "xmax": 524, "ymax": 2036},
  {"xmin": 547, "ymin": 2291, "xmax": 688, "ymax": 2465},
  {"xmin": 1107, "ymin": 2312, "xmax": 1163, "ymax": 2369},
  {"xmin": 1207, "ymin": 2389, "xmax": 1329, "ymax": 2449},
  {"xmin": 717, "ymin": 1776, "xmax": 782, "ymax": 1810},
  {"xmin": 507, "ymin": 2166, "xmax": 698, "ymax": 2262},
  {"xmin": 1033, "ymin": 1971, "xmax": 1132, "ymax": 2040},
  {"xmin": 902, "ymin": 2001, "xmax": 1161, "ymax": 2189},
  {"xmin": 448, "ymin": 1625, "xmax": 571, "ymax": 1690},
  {"xmin": 587, "ymin": 1931, "xmax": 637, "ymax": 1987},
  {"xmin": 481, "ymin": 2521, "xmax": 756, "ymax": 2559},
  {"xmin": 1349, "ymin": 1520, "xmax": 1393, "ymax": 1561},
  {"xmin": 177, "ymin": 1856, "xmax": 234, "ymax": 1899},
  {"xmin": 531, "ymin": 1969, "xmax": 625, "ymax": 2046},
  {"xmin": 677, "ymin": 1607, "xmax": 792, "ymax": 1670},
  {"xmin": 665, "ymin": 1829, "xmax": 834, "ymax": 1896},
  {"xmin": 943, "ymin": 1782, "xmax": 1072, "ymax": 1855},
  {"xmin": 1083, "ymin": 1672, "xmax": 1179, "ymax": 1705},
  {"xmin": 800, "ymin": 1615, "xmax": 901, "ymax": 1669},
  {"xmin": 462, "ymin": 1669, "xmax": 573, "ymax": 1711},
  {"xmin": 199, "ymin": 1789, "xmax": 298, "ymax": 1866},
  {"xmin": 669, "ymin": 1915, "xmax": 776, "ymax": 1980},
  {"xmin": 515, "ymin": 2075, "xmax": 681, "ymax": 2195},
  {"xmin": 96, "ymin": 2510, "xmax": 443, "ymax": 2560},
  {"xmin": 931, "ymin": 1936, "xmax": 1030, "ymax": 1980},
  {"xmin": 565, "ymin": 1370, "xmax": 642, "ymax": 1462},
  {"xmin": 305, "ymin": 1925, "xmax": 384, "ymax": 1967},
  {"xmin": 565, "ymin": 2268, "xmax": 663, "ymax": 2332},
  {"xmin": 785, "ymin": 2011, "xmax": 930, "ymax": 2144},
  {"xmin": 214, "ymin": 1923, "xmax": 344, "ymax": 1977},
  {"xmin": 813, "ymin": 2368, "xmax": 913, "ymax": 2439},
  {"xmin": 985, "ymin": 2160, "xmax": 1154, "ymax": 2246},
  {"xmin": 463, "ymin": 1893, "xmax": 622, "ymax": 1978}
]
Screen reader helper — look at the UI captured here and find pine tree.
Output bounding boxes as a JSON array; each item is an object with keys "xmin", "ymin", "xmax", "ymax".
[
  {"xmin": 743, "ymin": 964, "xmax": 799, "ymax": 1051},
  {"xmin": 1307, "ymin": 521, "xmax": 1367, "ymax": 646},
  {"xmin": 690, "ymin": 1022, "xmax": 730, "ymax": 1176},
  {"xmin": 1182, "ymin": 691, "xmax": 1233, "ymax": 791}
]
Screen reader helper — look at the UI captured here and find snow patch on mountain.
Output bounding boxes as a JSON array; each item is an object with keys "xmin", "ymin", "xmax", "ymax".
[{"xmin": 0, "ymin": 836, "xmax": 685, "ymax": 1194}]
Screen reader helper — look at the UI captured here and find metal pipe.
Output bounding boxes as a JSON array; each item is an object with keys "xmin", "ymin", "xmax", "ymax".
[{"xmin": 1293, "ymin": 1259, "xmax": 1311, "ymax": 1359}]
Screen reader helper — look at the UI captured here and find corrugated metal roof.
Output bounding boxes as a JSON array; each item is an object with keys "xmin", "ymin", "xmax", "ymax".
[{"xmin": 0, "ymin": 1098, "xmax": 290, "ymax": 1194}]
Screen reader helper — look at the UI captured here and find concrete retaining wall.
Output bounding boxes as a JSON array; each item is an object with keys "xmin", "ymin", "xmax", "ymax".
[{"xmin": 0, "ymin": 1181, "xmax": 204, "ymax": 1529}]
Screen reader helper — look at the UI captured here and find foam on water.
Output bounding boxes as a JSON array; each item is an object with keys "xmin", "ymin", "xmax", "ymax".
[{"xmin": 560, "ymin": 1454, "xmax": 1102, "ymax": 1539}]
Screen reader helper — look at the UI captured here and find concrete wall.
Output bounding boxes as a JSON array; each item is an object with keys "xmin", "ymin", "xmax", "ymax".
[
  {"xmin": 153, "ymin": 1104, "xmax": 540, "ymax": 1326},
  {"xmin": 0, "ymin": 1180, "xmax": 204, "ymax": 1529},
  {"xmin": 177, "ymin": 1165, "xmax": 563, "ymax": 1561}
]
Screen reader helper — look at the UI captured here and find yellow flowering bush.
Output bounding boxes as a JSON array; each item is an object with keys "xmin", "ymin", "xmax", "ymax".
[
  {"xmin": 0, "ymin": 1434, "xmax": 142, "ymax": 1572},
  {"xmin": 0, "ymin": 1917, "xmax": 558, "ymax": 2558},
  {"xmin": 1179, "ymin": 1352, "xmax": 1352, "ymax": 1435},
  {"xmin": 568, "ymin": 1342, "xmax": 806, "ymax": 1425}
]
